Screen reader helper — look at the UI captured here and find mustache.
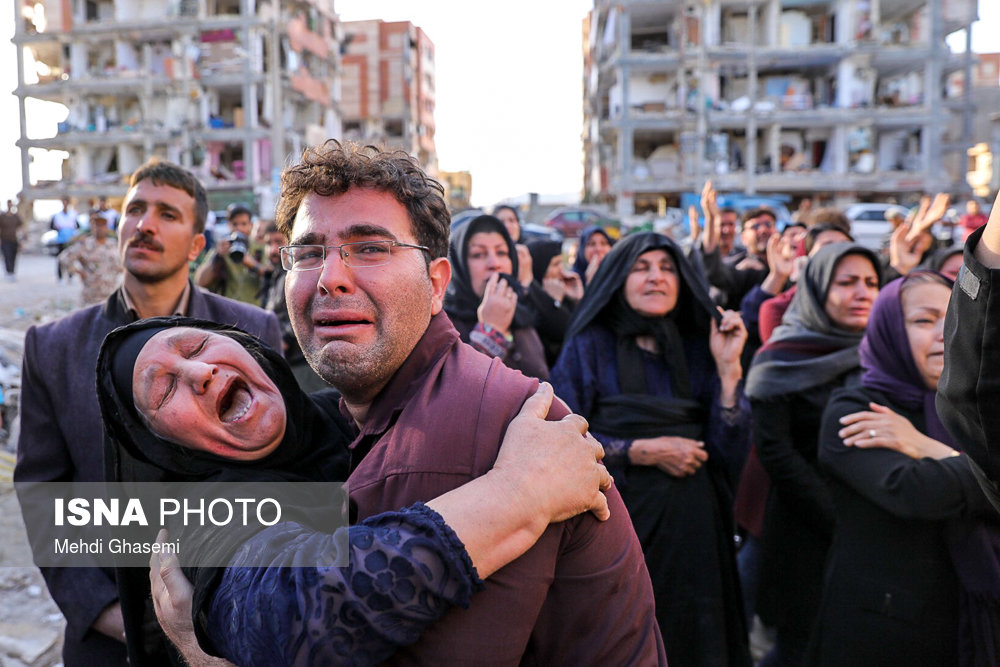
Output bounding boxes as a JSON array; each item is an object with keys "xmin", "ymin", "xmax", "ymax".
[{"xmin": 126, "ymin": 233, "xmax": 163, "ymax": 253}]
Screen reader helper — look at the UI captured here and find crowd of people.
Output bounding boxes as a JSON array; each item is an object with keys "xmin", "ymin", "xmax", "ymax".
[{"xmin": 11, "ymin": 141, "xmax": 1000, "ymax": 667}]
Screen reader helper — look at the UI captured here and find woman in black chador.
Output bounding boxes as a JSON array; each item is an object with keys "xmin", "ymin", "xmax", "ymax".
[{"xmin": 552, "ymin": 232, "xmax": 752, "ymax": 667}]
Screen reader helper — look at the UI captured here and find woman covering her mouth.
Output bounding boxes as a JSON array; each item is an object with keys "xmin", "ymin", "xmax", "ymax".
[{"xmin": 96, "ymin": 316, "xmax": 616, "ymax": 667}]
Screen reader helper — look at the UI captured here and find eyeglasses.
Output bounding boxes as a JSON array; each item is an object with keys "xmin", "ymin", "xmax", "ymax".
[
  {"xmin": 744, "ymin": 219, "xmax": 775, "ymax": 232},
  {"xmin": 280, "ymin": 240, "xmax": 430, "ymax": 271}
]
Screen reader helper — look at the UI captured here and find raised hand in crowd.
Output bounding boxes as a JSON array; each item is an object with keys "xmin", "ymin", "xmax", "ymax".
[
  {"xmin": 976, "ymin": 187, "xmax": 1000, "ymax": 267},
  {"xmin": 543, "ymin": 265, "xmax": 583, "ymax": 304},
  {"xmin": 709, "ymin": 309, "xmax": 748, "ymax": 406},
  {"xmin": 908, "ymin": 194, "xmax": 931, "ymax": 227},
  {"xmin": 477, "ymin": 272, "xmax": 518, "ymax": 336},
  {"xmin": 561, "ymin": 269, "xmax": 584, "ymax": 302},
  {"xmin": 688, "ymin": 204, "xmax": 701, "ymax": 246},
  {"xmin": 838, "ymin": 402, "xmax": 959, "ymax": 460},
  {"xmin": 734, "ymin": 254, "xmax": 766, "ymax": 272},
  {"xmin": 907, "ymin": 192, "xmax": 950, "ymax": 242},
  {"xmin": 516, "ymin": 244, "xmax": 534, "ymax": 289},
  {"xmin": 699, "ymin": 179, "xmax": 721, "ymax": 253},
  {"xmin": 759, "ymin": 233, "xmax": 795, "ymax": 295},
  {"xmin": 889, "ymin": 221, "xmax": 933, "ymax": 276},
  {"xmin": 584, "ymin": 252, "xmax": 604, "ymax": 286}
]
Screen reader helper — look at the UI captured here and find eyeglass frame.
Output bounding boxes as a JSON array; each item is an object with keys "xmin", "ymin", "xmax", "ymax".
[
  {"xmin": 742, "ymin": 217, "xmax": 776, "ymax": 232},
  {"xmin": 279, "ymin": 240, "xmax": 431, "ymax": 271}
]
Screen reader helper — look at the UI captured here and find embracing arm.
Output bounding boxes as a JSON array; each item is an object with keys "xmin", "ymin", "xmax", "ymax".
[
  {"xmin": 818, "ymin": 393, "xmax": 992, "ymax": 520},
  {"xmin": 152, "ymin": 384, "xmax": 611, "ymax": 667}
]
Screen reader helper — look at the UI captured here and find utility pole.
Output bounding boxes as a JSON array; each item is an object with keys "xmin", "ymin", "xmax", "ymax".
[{"xmin": 269, "ymin": 14, "xmax": 284, "ymax": 210}]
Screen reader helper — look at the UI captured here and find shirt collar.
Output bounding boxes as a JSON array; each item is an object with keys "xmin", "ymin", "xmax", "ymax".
[
  {"xmin": 121, "ymin": 281, "xmax": 192, "ymax": 319},
  {"xmin": 346, "ymin": 311, "xmax": 460, "ymax": 440}
]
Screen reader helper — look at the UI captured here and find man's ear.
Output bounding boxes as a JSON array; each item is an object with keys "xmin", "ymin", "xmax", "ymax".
[
  {"xmin": 428, "ymin": 257, "xmax": 452, "ymax": 315},
  {"xmin": 187, "ymin": 233, "xmax": 206, "ymax": 261}
]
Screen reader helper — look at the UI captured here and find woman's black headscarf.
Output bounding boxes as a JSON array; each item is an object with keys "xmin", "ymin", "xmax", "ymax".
[
  {"xmin": 444, "ymin": 214, "xmax": 535, "ymax": 329},
  {"xmin": 567, "ymin": 232, "xmax": 720, "ymax": 405},
  {"xmin": 921, "ymin": 245, "xmax": 963, "ymax": 274},
  {"xmin": 572, "ymin": 225, "xmax": 615, "ymax": 284},
  {"xmin": 525, "ymin": 238, "xmax": 562, "ymax": 285},
  {"xmin": 97, "ymin": 316, "xmax": 351, "ymax": 664},
  {"xmin": 99, "ymin": 316, "xmax": 348, "ymax": 484},
  {"xmin": 745, "ymin": 242, "xmax": 882, "ymax": 400}
]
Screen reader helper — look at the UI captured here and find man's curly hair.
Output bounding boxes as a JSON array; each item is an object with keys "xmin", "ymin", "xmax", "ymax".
[{"xmin": 275, "ymin": 140, "xmax": 451, "ymax": 259}]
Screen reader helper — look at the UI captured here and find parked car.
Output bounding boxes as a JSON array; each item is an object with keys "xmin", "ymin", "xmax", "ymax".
[
  {"xmin": 542, "ymin": 207, "xmax": 616, "ymax": 238},
  {"xmin": 519, "ymin": 223, "xmax": 563, "ymax": 243},
  {"xmin": 845, "ymin": 203, "xmax": 907, "ymax": 250},
  {"xmin": 449, "ymin": 208, "xmax": 485, "ymax": 232}
]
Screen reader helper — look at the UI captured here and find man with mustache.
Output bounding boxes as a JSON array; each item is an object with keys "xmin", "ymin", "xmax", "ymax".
[{"xmin": 14, "ymin": 158, "xmax": 280, "ymax": 666}]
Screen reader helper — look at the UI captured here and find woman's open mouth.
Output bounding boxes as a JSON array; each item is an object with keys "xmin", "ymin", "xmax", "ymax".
[{"xmin": 218, "ymin": 378, "xmax": 253, "ymax": 423}]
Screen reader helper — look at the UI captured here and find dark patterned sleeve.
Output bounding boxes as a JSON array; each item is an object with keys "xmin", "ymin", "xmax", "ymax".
[
  {"xmin": 706, "ymin": 375, "xmax": 753, "ymax": 486},
  {"xmin": 207, "ymin": 503, "xmax": 484, "ymax": 667}
]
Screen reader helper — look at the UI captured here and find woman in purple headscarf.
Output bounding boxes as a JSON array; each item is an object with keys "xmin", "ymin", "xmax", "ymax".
[{"xmin": 808, "ymin": 271, "xmax": 1000, "ymax": 667}]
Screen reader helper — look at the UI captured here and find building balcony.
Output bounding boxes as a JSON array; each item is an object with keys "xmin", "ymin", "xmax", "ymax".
[
  {"xmin": 290, "ymin": 69, "xmax": 331, "ymax": 105},
  {"xmin": 611, "ymin": 167, "xmax": 935, "ymax": 196},
  {"xmin": 15, "ymin": 72, "xmax": 171, "ymax": 101},
  {"xmin": 14, "ymin": 14, "xmax": 253, "ymax": 44},
  {"xmin": 287, "ymin": 14, "xmax": 333, "ymax": 60}
]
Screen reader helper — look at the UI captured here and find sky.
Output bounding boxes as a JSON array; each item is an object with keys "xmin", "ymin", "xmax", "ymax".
[{"xmin": 0, "ymin": 0, "xmax": 998, "ymax": 209}]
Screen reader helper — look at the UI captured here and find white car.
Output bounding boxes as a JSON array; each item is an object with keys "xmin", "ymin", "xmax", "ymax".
[{"xmin": 844, "ymin": 203, "xmax": 907, "ymax": 250}]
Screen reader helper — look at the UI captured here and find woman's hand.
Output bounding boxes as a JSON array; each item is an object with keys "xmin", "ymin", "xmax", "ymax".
[
  {"xmin": 561, "ymin": 269, "xmax": 584, "ymax": 301},
  {"xmin": 150, "ymin": 531, "xmax": 237, "ymax": 666},
  {"xmin": 543, "ymin": 269, "xmax": 584, "ymax": 304},
  {"xmin": 688, "ymin": 204, "xmax": 701, "ymax": 244},
  {"xmin": 759, "ymin": 234, "xmax": 795, "ymax": 295},
  {"xmin": 584, "ymin": 252, "xmax": 604, "ymax": 285},
  {"xmin": 709, "ymin": 310, "xmax": 747, "ymax": 376},
  {"xmin": 700, "ymin": 180, "xmax": 721, "ymax": 253},
  {"xmin": 492, "ymin": 382, "xmax": 612, "ymax": 522},
  {"xmin": 477, "ymin": 273, "xmax": 517, "ymax": 335},
  {"xmin": 542, "ymin": 275, "xmax": 567, "ymax": 303},
  {"xmin": 629, "ymin": 435, "xmax": 708, "ymax": 477},
  {"xmin": 838, "ymin": 402, "xmax": 959, "ymax": 460},
  {"xmin": 907, "ymin": 192, "xmax": 949, "ymax": 242},
  {"xmin": 515, "ymin": 244, "xmax": 533, "ymax": 289},
  {"xmin": 889, "ymin": 222, "xmax": 932, "ymax": 276}
]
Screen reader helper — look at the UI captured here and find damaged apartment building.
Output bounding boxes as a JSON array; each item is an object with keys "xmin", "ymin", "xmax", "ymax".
[
  {"xmin": 338, "ymin": 19, "xmax": 438, "ymax": 178},
  {"xmin": 584, "ymin": 0, "xmax": 982, "ymax": 216},
  {"xmin": 13, "ymin": 0, "xmax": 343, "ymax": 217}
]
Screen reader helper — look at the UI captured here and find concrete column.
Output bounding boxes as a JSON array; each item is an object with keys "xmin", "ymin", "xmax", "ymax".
[
  {"xmin": 747, "ymin": 1, "xmax": 760, "ymax": 193},
  {"xmin": 240, "ymin": 0, "xmax": 255, "ymax": 186},
  {"xmin": 764, "ymin": 0, "xmax": 780, "ymax": 48},
  {"xmin": 76, "ymin": 145, "xmax": 92, "ymax": 183},
  {"xmin": 14, "ymin": 0, "xmax": 30, "ymax": 200},
  {"xmin": 921, "ymin": 0, "xmax": 942, "ymax": 180},
  {"xmin": 832, "ymin": 125, "xmax": 848, "ymax": 174},
  {"xmin": 618, "ymin": 6, "xmax": 632, "ymax": 205}
]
